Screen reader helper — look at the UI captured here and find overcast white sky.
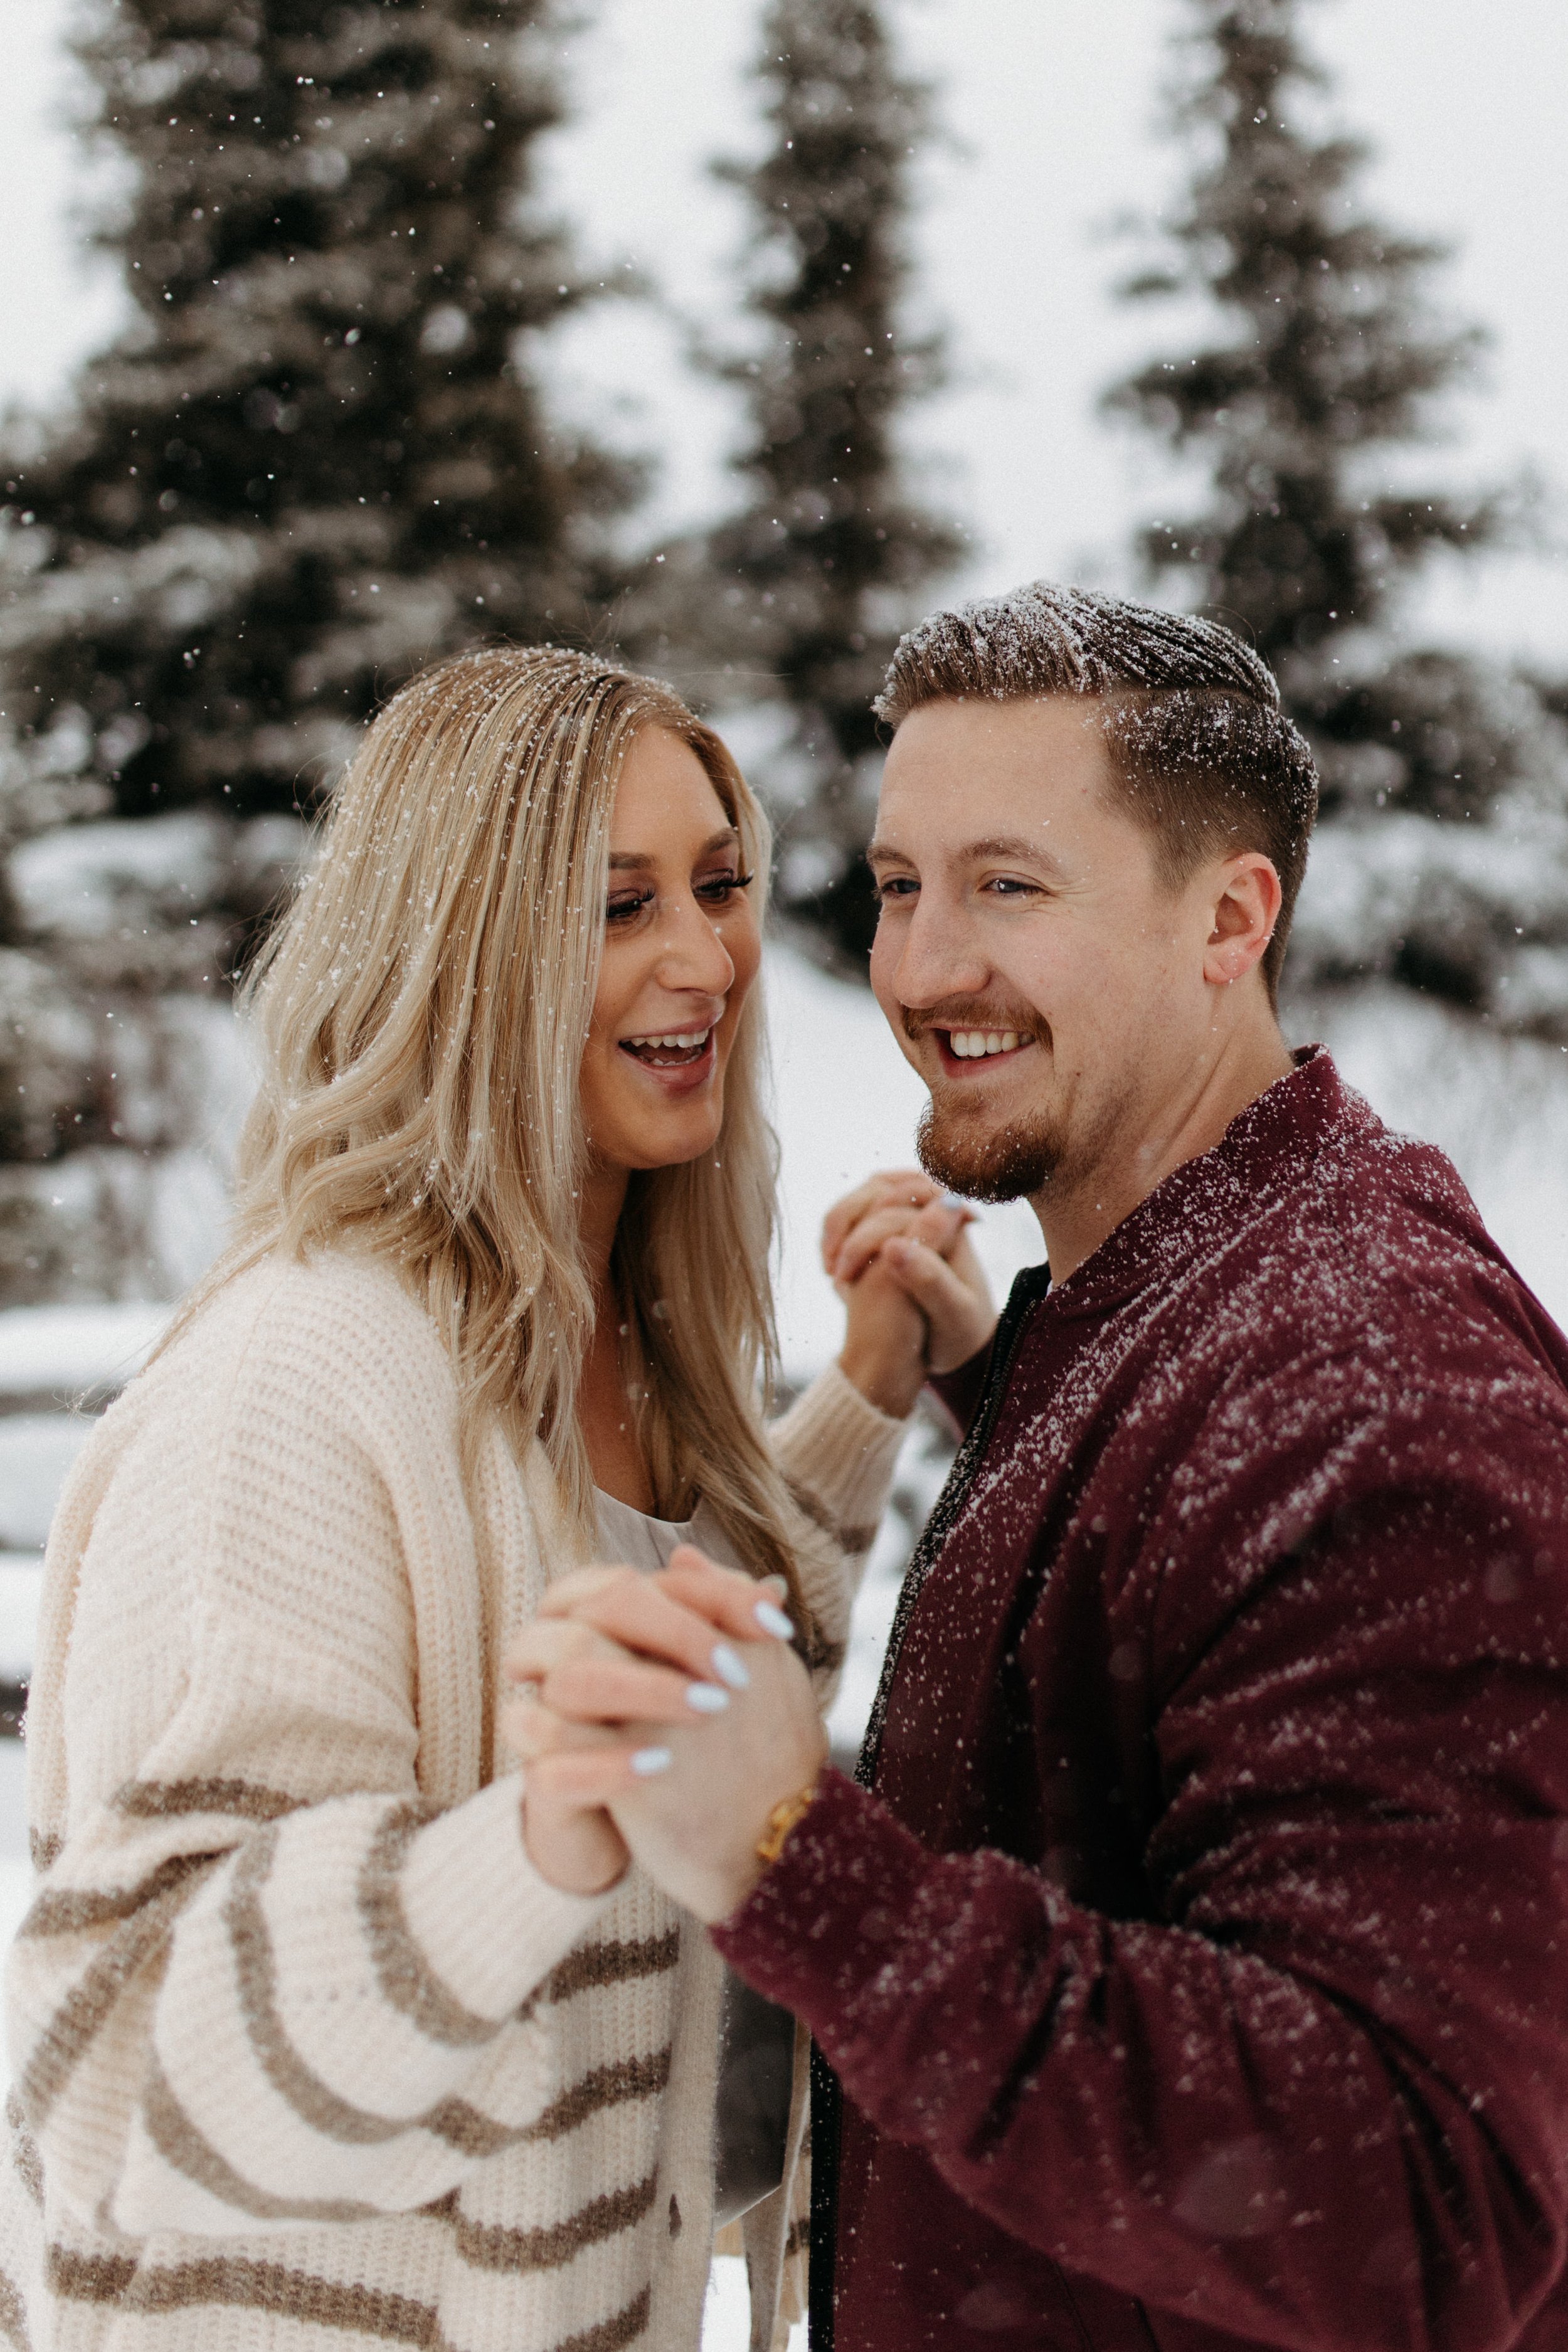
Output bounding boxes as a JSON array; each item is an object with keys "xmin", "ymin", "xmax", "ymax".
[{"xmin": 2, "ymin": 0, "xmax": 1565, "ymax": 663}]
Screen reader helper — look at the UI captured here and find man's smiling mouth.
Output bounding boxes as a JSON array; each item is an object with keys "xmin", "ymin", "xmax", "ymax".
[
  {"xmin": 619, "ymin": 1027, "xmax": 712, "ymax": 1068},
  {"xmin": 945, "ymin": 1028, "xmax": 1027, "ymax": 1060}
]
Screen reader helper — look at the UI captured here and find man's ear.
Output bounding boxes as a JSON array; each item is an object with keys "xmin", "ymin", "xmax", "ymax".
[{"xmin": 1202, "ymin": 853, "xmax": 1283, "ymax": 987}]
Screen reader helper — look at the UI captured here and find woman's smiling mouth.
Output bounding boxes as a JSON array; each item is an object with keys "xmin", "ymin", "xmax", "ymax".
[{"xmin": 618, "ymin": 1026, "xmax": 713, "ymax": 1069}]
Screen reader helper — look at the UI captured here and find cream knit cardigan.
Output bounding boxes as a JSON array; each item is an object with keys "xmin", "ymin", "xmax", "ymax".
[{"xmin": 1, "ymin": 1248, "xmax": 904, "ymax": 2352}]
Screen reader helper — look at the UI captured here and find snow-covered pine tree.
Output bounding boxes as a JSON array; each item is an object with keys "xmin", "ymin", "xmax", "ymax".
[
  {"xmin": 702, "ymin": 0, "xmax": 963, "ymax": 968},
  {"xmin": 1104, "ymin": 0, "xmax": 1568, "ymax": 1031},
  {"xmin": 0, "ymin": 0, "xmax": 635, "ymax": 1303}
]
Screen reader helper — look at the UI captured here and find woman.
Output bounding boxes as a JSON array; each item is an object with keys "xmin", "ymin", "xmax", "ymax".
[{"xmin": 2, "ymin": 648, "xmax": 983, "ymax": 2351}]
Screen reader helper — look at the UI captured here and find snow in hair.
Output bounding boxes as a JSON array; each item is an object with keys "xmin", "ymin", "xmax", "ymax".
[
  {"xmin": 874, "ymin": 580, "xmax": 1284, "ymax": 721},
  {"xmin": 875, "ymin": 581, "xmax": 1320, "ymax": 1005}
]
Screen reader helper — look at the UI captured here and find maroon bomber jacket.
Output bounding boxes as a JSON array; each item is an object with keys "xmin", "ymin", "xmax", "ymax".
[{"xmin": 716, "ymin": 1049, "xmax": 1568, "ymax": 2352}]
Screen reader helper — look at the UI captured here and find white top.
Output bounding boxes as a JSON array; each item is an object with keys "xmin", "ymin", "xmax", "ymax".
[{"xmin": 591, "ymin": 1489, "xmax": 741, "ymax": 1578}]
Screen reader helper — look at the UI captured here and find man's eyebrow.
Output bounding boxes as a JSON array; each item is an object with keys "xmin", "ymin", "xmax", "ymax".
[
  {"xmin": 867, "ymin": 833, "xmax": 1069, "ymax": 878},
  {"xmin": 963, "ymin": 834, "xmax": 1069, "ymax": 874},
  {"xmin": 608, "ymin": 827, "xmax": 738, "ymax": 872}
]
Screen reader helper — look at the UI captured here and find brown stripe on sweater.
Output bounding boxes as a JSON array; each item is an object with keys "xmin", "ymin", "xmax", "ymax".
[
  {"xmin": 785, "ymin": 2214, "xmax": 809, "ymax": 2260},
  {"xmin": 546, "ymin": 1927, "xmax": 680, "ymax": 2006},
  {"xmin": 48, "ymin": 2243, "xmax": 445, "ymax": 2341},
  {"xmin": 43, "ymin": 2245, "xmax": 135, "ymax": 2302},
  {"xmin": 114, "ymin": 1776, "xmax": 302, "ymax": 1826},
  {"xmin": 544, "ymin": 2286, "xmax": 652, "ymax": 2352},
  {"xmin": 226, "ymin": 1830, "xmax": 549, "ymax": 2160},
  {"xmin": 29, "ymin": 1831, "xmax": 61, "ymax": 1873},
  {"xmin": 519, "ymin": 2048, "xmax": 671, "ymax": 2144},
  {"xmin": 360, "ymin": 1802, "xmax": 495, "ymax": 2048},
  {"xmin": 6, "ymin": 2091, "xmax": 43, "ymax": 2212},
  {"xmin": 451, "ymin": 2170, "xmax": 658, "ymax": 2273},
  {"xmin": 225, "ymin": 1826, "xmax": 403, "ymax": 2146},
  {"xmin": 19, "ymin": 1850, "xmax": 215, "ymax": 1939},
  {"xmin": 19, "ymin": 1865, "xmax": 216, "ymax": 2125},
  {"xmin": 781, "ymin": 1473, "xmax": 877, "ymax": 1558},
  {"xmin": 141, "ymin": 2052, "xmax": 380, "ymax": 2225},
  {"xmin": 0, "ymin": 2263, "xmax": 28, "ymax": 2351}
]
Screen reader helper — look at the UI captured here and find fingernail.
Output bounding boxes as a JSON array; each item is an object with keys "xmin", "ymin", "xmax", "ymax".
[
  {"xmin": 941, "ymin": 1190, "xmax": 970, "ymax": 1210},
  {"xmin": 760, "ymin": 1574, "xmax": 789, "ymax": 1599},
  {"xmin": 755, "ymin": 1601, "xmax": 795, "ymax": 1640},
  {"xmin": 686, "ymin": 1682, "xmax": 731, "ymax": 1714},
  {"xmin": 630, "ymin": 1746, "xmax": 672, "ymax": 1776},
  {"xmin": 711, "ymin": 1643, "xmax": 751, "ymax": 1690}
]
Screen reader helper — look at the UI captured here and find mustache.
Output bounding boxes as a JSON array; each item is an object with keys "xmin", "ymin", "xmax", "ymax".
[{"xmin": 900, "ymin": 1000, "xmax": 1047, "ymax": 1047}]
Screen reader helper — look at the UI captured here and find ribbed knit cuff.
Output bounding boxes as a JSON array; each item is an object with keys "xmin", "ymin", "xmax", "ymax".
[
  {"xmin": 771, "ymin": 1360, "xmax": 908, "ymax": 1535},
  {"xmin": 400, "ymin": 1772, "xmax": 615, "ymax": 2022}
]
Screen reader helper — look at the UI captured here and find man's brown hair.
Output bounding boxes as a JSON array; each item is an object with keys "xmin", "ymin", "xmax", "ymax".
[{"xmin": 874, "ymin": 582, "xmax": 1319, "ymax": 1002}]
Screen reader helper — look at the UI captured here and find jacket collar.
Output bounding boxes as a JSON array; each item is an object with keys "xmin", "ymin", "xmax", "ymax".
[{"xmin": 1034, "ymin": 1046, "xmax": 1377, "ymax": 1323}]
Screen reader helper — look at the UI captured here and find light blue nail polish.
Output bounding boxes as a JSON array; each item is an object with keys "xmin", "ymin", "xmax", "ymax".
[
  {"xmin": 686, "ymin": 1682, "xmax": 730, "ymax": 1714},
  {"xmin": 711, "ymin": 1642, "xmax": 751, "ymax": 1690},
  {"xmin": 755, "ymin": 1600, "xmax": 795, "ymax": 1640},
  {"xmin": 630, "ymin": 1746, "xmax": 673, "ymax": 1776}
]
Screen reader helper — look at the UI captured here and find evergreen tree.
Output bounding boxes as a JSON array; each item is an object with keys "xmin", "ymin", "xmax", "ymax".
[
  {"xmin": 0, "ymin": 0, "xmax": 635, "ymax": 1301},
  {"xmin": 700, "ymin": 0, "xmax": 963, "ymax": 968},
  {"xmin": 1106, "ymin": 0, "xmax": 1568, "ymax": 1028}
]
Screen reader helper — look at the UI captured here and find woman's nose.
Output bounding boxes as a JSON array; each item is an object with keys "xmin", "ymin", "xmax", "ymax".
[{"xmin": 657, "ymin": 894, "xmax": 736, "ymax": 995}]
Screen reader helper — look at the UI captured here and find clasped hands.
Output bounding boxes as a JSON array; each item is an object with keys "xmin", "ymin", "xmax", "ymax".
[{"xmin": 502, "ymin": 1549, "xmax": 824, "ymax": 1920}]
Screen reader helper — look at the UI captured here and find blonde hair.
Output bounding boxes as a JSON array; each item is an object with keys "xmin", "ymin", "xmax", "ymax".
[{"xmin": 204, "ymin": 644, "xmax": 823, "ymax": 1629}]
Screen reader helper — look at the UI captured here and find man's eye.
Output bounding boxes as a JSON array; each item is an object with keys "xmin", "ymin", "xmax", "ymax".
[
  {"xmin": 606, "ymin": 891, "xmax": 654, "ymax": 924},
  {"xmin": 876, "ymin": 876, "xmax": 918, "ymax": 900}
]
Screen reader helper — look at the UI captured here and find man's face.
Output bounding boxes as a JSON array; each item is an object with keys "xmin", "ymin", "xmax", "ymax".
[{"xmin": 868, "ymin": 696, "xmax": 1232, "ymax": 1205}]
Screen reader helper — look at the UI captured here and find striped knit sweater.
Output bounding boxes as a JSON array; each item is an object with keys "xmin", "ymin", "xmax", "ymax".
[{"xmin": 1, "ymin": 1249, "xmax": 903, "ymax": 2352}]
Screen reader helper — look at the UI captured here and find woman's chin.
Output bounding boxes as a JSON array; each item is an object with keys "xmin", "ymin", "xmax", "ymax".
[{"xmin": 593, "ymin": 1101, "xmax": 725, "ymax": 1175}]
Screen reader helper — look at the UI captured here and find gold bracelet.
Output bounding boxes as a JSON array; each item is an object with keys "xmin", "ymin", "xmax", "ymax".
[{"xmin": 755, "ymin": 1777, "xmax": 819, "ymax": 1867}]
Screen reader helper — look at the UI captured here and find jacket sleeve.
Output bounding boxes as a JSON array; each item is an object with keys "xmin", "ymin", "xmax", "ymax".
[
  {"xmin": 5, "ymin": 1303, "xmax": 610, "ymax": 2240},
  {"xmin": 715, "ymin": 1380, "xmax": 1568, "ymax": 2352}
]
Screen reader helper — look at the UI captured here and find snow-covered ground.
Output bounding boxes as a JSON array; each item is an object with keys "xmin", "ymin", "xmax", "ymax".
[{"xmin": 1, "ymin": 951, "xmax": 1566, "ymax": 2352}]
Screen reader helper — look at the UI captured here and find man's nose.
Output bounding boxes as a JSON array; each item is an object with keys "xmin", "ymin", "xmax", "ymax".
[{"xmin": 891, "ymin": 892, "xmax": 989, "ymax": 1009}]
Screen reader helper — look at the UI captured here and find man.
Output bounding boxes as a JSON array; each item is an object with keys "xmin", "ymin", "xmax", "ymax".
[{"xmin": 516, "ymin": 584, "xmax": 1568, "ymax": 2351}]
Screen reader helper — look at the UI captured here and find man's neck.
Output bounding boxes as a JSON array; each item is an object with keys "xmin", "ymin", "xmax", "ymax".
[{"xmin": 1032, "ymin": 1019, "xmax": 1295, "ymax": 1285}]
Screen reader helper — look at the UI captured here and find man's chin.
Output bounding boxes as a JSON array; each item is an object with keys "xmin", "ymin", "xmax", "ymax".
[{"xmin": 915, "ymin": 1099, "xmax": 1060, "ymax": 1205}]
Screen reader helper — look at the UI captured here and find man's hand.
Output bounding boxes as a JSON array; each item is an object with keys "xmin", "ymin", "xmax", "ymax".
[
  {"xmin": 825, "ymin": 1169, "xmax": 997, "ymax": 1415},
  {"xmin": 502, "ymin": 1552, "xmax": 826, "ymax": 1924}
]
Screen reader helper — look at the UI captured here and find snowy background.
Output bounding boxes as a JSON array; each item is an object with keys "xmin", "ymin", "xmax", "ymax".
[{"xmin": 4, "ymin": 0, "xmax": 1568, "ymax": 2341}]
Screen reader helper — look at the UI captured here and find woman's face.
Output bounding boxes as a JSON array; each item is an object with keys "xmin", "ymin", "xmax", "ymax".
[{"xmin": 580, "ymin": 726, "xmax": 763, "ymax": 1175}]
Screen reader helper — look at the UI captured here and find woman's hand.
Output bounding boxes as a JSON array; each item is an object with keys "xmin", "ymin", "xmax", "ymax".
[
  {"xmin": 824, "ymin": 1170, "xmax": 997, "ymax": 1417},
  {"xmin": 498, "ymin": 1618, "xmax": 631, "ymax": 1895},
  {"xmin": 505, "ymin": 1552, "xmax": 825, "ymax": 1924},
  {"xmin": 501, "ymin": 1559, "xmax": 792, "ymax": 1897}
]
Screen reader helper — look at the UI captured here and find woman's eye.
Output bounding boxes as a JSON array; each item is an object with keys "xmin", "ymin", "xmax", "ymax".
[
  {"xmin": 606, "ymin": 891, "xmax": 654, "ymax": 924},
  {"xmin": 695, "ymin": 871, "xmax": 752, "ymax": 905}
]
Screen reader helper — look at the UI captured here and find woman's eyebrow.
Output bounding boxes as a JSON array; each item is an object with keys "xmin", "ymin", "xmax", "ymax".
[{"xmin": 608, "ymin": 827, "xmax": 738, "ymax": 872}]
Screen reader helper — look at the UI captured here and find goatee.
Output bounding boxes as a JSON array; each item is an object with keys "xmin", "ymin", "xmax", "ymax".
[{"xmin": 915, "ymin": 1094, "xmax": 1064, "ymax": 1205}]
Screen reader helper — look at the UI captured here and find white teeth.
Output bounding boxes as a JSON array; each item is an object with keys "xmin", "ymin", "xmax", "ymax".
[
  {"xmin": 626, "ymin": 1029, "xmax": 710, "ymax": 1051},
  {"xmin": 949, "ymin": 1029, "xmax": 1023, "ymax": 1059}
]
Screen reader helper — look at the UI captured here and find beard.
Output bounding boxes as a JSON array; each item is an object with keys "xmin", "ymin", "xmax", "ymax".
[{"xmin": 915, "ymin": 1091, "xmax": 1067, "ymax": 1204}]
